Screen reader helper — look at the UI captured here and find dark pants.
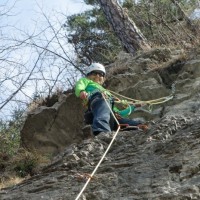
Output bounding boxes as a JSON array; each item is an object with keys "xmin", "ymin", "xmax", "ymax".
[
  {"xmin": 89, "ymin": 92, "xmax": 112, "ymax": 134},
  {"xmin": 87, "ymin": 92, "xmax": 142, "ymax": 135},
  {"xmin": 117, "ymin": 117, "xmax": 141, "ymax": 130}
]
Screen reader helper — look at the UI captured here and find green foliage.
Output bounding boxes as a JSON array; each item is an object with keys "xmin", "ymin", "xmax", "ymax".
[
  {"xmin": 0, "ymin": 108, "xmax": 26, "ymax": 177},
  {"xmin": 65, "ymin": 0, "xmax": 199, "ymax": 65},
  {"xmin": 122, "ymin": 0, "xmax": 199, "ymax": 45},
  {"xmin": 123, "ymin": 0, "xmax": 135, "ymax": 8},
  {"xmin": 66, "ymin": 7, "xmax": 123, "ymax": 65},
  {"xmin": 0, "ymin": 108, "xmax": 25, "ymax": 157},
  {"xmin": 13, "ymin": 151, "xmax": 38, "ymax": 177},
  {"xmin": 84, "ymin": 0, "xmax": 98, "ymax": 6},
  {"xmin": 0, "ymin": 125, "xmax": 20, "ymax": 156}
]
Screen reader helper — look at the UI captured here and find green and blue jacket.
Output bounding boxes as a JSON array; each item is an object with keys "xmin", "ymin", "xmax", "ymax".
[{"xmin": 75, "ymin": 77, "xmax": 135, "ymax": 117}]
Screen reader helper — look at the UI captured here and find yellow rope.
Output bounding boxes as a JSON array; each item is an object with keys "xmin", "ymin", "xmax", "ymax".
[
  {"xmin": 107, "ymin": 89, "xmax": 143, "ymax": 103},
  {"xmin": 145, "ymin": 96, "xmax": 173, "ymax": 105},
  {"xmin": 108, "ymin": 81, "xmax": 176, "ymax": 105},
  {"xmin": 107, "ymin": 89, "xmax": 174, "ymax": 106}
]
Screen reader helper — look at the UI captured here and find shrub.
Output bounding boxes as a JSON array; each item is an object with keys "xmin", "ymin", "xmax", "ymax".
[{"xmin": 12, "ymin": 150, "xmax": 39, "ymax": 177}]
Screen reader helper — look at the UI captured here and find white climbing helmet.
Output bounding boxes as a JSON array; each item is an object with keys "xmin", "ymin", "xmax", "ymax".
[{"xmin": 86, "ymin": 63, "xmax": 106, "ymax": 75}]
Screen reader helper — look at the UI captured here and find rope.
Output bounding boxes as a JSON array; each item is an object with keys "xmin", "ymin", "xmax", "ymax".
[
  {"xmin": 109, "ymin": 89, "xmax": 174, "ymax": 106},
  {"xmin": 102, "ymin": 93, "xmax": 120, "ymax": 126},
  {"xmin": 75, "ymin": 93, "xmax": 120, "ymax": 200},
  {"xmin": 75, "ymin": 82, "xmax": 176, "ymax": 199},
  {"xmin": 107, "ymin": 89, "xmax": 143, "ymax": 103},
  {"xmin": 108, "ymin": 81, "xmax": 176, "ymax": 107}
]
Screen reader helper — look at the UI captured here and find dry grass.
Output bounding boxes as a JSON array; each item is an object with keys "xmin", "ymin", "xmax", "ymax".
[
  {"xmin": 27, "ymin": 87, "xmax": 73, "ymax": 112},
  {"xmin": 105, "ymin": 46, "xmax": 188, "ymax": 78},
  {"xmin": 0, "ymin": 148, "xmax": 51, "ymax": 190},
  {"xmin": 0, "ymin": 176, "xmax": 25, "ymax": 190}
]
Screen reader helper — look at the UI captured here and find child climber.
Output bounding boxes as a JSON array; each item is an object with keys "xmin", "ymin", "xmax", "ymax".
[{"xmin": 75, "ymin": 63, "xmax": 147, "ymax": 136}]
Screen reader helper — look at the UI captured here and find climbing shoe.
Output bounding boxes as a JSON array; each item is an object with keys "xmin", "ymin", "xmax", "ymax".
[
  {"xmin": 137, "ymin": 124, "xmax": 149, "ymax": 132},
  {"xmin": 82, "ymin": 125, "xmax": 93, "ymax": 139}
]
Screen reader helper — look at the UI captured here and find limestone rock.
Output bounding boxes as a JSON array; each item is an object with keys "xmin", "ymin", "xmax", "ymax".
[
  {"xmin": 21, "ymin": 94, "xmax": 85, "ymax": 155},
  {"xmin": 1, "ymin": 115, "xmax": 200, "ymax": 199},
  {"xmin": 20, "ymin": 48, "xmax": 200, "ymax": 157},
  {"xmin": 3, "ymin": 48, "xmax": 200, "ymax": 199}
]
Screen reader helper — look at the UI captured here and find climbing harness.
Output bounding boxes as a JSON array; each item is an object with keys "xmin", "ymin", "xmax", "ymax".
[{"xmin": 75, "ymin": 82, "xmax": 176, "ymax": 199}]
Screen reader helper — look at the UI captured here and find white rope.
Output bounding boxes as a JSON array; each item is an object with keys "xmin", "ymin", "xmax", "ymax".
[
  {"xmin": 75, "ymin": 93, "xmax": 120, "ymax": 200},
  {"xmin": 75, "ymin": 126, "xmax": 120, "ymax": 200},
  {"xmin": 102, "ymin": 93, "xmax": 120, "ymax": 126}
]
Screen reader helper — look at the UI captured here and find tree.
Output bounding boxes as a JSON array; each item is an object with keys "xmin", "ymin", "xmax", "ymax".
[
  {"xmin": 171, "ymin": 0, "xmax": 198, "ymax": 34},
  {"xmin": 0, "ymin": 3, "xmax": 82, "ymax": 120},
  {"xmin": 66, "ymin": 8, "xmax": 122, "ymax": 65},
  {"xmin": 96, "ymin": 0, "xmax": 151, "ymax": 55},
  {"xmin": 0, "ymin": 108, "xmax": 24, "ymax": 156},
  {"xmin": 122, "ymin": 0, "xmax": 199, "ymax": 45}
]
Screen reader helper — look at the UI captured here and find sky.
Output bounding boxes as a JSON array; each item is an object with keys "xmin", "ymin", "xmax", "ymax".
[
  {"xmin": 0, "ymin": 0, "xmax": 92, "ymax": 119},
  {"xmin": 4, "ymin": 0, "xmax": 91, "ymax": 29},
  {"xmin": 1, "ymin": 0, "xmax": 199, "ymax": 120}
]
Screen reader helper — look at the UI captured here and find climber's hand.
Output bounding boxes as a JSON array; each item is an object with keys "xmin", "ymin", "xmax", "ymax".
[{"xmin": 80, "ymin": 91, "xmax": 88, "ymax": 100}]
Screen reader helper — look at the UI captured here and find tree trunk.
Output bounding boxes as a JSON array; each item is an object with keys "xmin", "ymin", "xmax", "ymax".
[{"xmin": 97, "ymin": 0, "xmax": 151, "ymax": 55}]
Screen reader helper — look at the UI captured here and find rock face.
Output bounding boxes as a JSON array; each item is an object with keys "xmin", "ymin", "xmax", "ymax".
[
  {"xmin": 1, "ymin": 114, "xmax": 200, "ymax": 199},
  {"xmin": 20, "ymin": 48, "xmax": 195, "ymax": 155},
  {"xmin": 3, "ymin": 47, "xmax": 199, "ymax": 199},
  {"xmin": 21, "ymin": 94, "xmax": 85, "ymax": 155}
]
